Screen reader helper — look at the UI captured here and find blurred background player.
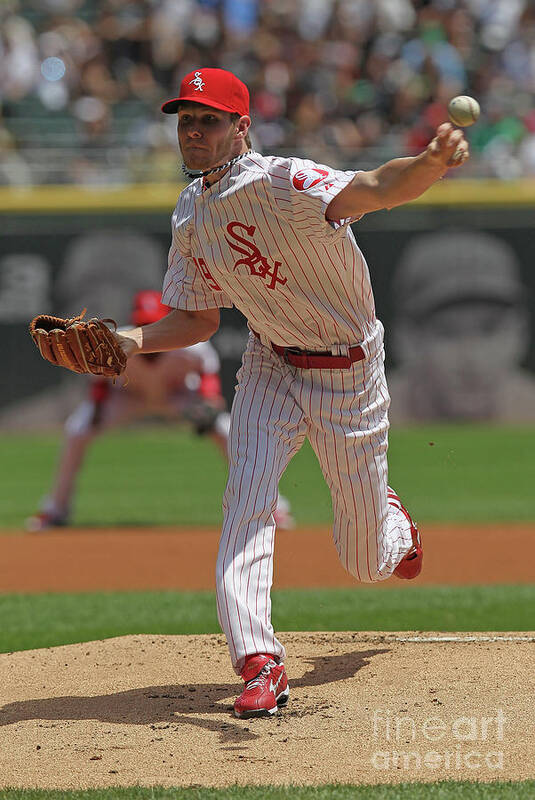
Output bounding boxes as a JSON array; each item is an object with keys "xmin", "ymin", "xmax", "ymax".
[
  {"xmin": 26, "ymin": 290, "xmax": 294, "ymax": 532},
  {"xmin": 387, "ymin": 230, "xmax": 535, "ymax": 422}
]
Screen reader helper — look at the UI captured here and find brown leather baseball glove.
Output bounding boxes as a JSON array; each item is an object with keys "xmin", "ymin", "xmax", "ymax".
[{"xmin": 29, "ymin": 309, "xmax": 127, "ymax": 378}]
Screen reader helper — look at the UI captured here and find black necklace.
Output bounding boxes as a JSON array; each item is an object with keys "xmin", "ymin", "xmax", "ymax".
[{"xmin": 181, "ymin": 151, "xmax": 249, "ymax": 180}]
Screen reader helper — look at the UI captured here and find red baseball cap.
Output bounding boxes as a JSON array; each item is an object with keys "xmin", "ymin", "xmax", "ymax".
[
  {"xmin": 161, "ymin": 68, "xmax": 249, "ymax": 117},
  {"xmin": 131, "ymin": 290, "xmax": 171, "ymax": 326}
]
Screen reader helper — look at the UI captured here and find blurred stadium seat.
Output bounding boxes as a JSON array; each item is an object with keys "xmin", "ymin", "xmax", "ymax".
[{"xmin": 1, "ymin": 0, "xmax": 534, "ymax": 185}]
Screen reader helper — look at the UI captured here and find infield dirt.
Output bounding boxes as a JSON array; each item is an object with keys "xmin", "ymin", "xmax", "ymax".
[
  {"xmin": 1, "ymin": 523, "xmax": 534, "ymax": 592},
  {"xmin": 0, "ymin": 631, "xmax": 533, "ymax": 789}
]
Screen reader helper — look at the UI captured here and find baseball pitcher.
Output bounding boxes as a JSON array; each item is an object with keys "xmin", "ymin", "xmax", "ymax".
[{"xmin": 30, "ymin": 68, "xmax": 470, "ymax": 720}]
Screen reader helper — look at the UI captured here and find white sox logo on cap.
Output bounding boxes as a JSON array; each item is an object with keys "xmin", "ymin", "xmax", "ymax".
[
  {"xmin": 292, "ymin": 168, "xmax": 330, "ymax": 191},
  {"xmin": 189, "ymin": 71, "xmax": 205, "ymax": 92}
]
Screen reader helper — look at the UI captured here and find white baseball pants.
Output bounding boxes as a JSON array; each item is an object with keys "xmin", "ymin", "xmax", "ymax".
[{"xmin": 216, "ymin": 329, "xmax": 415, "ymax": 672}]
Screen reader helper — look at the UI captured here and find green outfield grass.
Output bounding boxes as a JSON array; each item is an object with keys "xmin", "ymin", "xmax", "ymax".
[
  {"xmin": 0, "ymin": 584, "xmax": 533, "ymax": 654},
  {"xmin": 1, "ymin": 425, "xmax": 534, "ymax": 529},
  {"xmin": 0, "ymin": 781, "xmax": 534, "ymax": 799}
]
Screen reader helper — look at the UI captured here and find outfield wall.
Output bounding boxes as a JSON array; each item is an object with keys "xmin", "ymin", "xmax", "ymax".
[{"xmin": 1, "ymin": 180, "xmax": 534, "ymax": 426}]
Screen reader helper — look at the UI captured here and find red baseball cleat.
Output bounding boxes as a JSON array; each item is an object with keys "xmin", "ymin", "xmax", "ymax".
[
  {"xmin": 388, "ymin": 488, "xmax": 423, "ymax": 580},
  {"xmin": 234, "ymin": 654, "xmax": 289, "ymax": 719}
]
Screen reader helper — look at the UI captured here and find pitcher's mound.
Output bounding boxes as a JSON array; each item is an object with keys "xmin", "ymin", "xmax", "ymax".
[{"xmin": 0, "ymin": 632, "xmax": 533, "ymax": 789}]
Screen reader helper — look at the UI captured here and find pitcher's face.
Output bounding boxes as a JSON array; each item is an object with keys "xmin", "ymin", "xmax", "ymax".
[{"xmin": 177, "ymin": 103, "xmax": 238, "ymax": 171}]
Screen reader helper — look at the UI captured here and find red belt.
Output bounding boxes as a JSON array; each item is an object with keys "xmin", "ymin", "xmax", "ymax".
[{"xmin": 252, "ymin": 330, "xmax": 365, "ymax": 369}]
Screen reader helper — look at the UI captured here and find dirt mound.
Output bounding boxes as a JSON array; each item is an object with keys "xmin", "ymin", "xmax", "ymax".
[{"xmin": 0, "ymin": 632, "xmax": 533, "ymax": 789}]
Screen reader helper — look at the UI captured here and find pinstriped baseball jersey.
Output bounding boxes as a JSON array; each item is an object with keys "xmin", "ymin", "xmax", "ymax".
[{"xmin": 162, "ymin": 152, "xmax": 378, "ymax": 352}]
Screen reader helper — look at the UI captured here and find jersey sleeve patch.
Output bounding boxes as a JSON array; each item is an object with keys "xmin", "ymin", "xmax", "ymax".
[
  {"xmin": 291, "ymin": 168, "xmax": 331, "ymax": 192},
  {"xmin": 285, "ymin": 158, "xmax": 358, "ymax": 239}
]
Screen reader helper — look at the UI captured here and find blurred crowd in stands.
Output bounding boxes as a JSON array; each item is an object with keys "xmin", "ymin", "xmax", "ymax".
[{"xmin": 1, "ymin": 0, "xmax": 534, "ymax": 185}]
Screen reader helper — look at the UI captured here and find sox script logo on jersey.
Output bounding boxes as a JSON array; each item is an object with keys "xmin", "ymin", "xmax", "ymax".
[{"xmin": 225, "ymin": 221, "xmax": 287, "ymax": 291}]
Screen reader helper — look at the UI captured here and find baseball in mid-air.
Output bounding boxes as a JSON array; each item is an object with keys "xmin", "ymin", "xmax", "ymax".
[{"xmin": 448, "ymin": 95, "xmax": 480, "ymax": 127}]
